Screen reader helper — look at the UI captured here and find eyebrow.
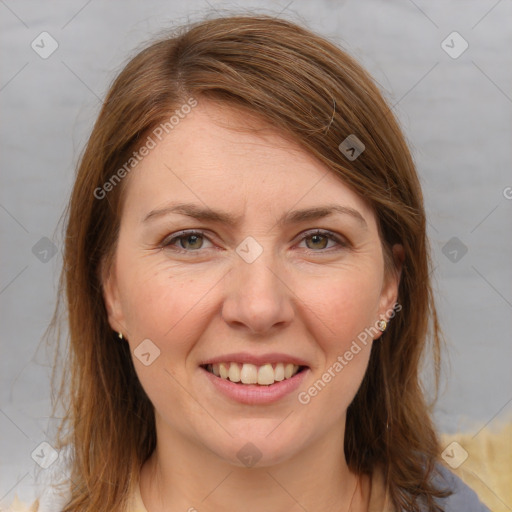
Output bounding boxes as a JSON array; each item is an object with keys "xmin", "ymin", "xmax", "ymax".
[{"xmin": 142, "ymin": 202, "xmax": 367, "ymax": 228}]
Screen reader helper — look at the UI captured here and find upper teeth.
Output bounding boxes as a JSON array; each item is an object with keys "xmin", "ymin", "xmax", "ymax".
[{"xmin": 206, "ymin": 362, "xmax": 300, "ymax": 385}]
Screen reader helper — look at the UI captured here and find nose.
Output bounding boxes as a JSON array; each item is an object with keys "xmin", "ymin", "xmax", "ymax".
[{"xmin": 221, "ymin": 246, "xmax": 295, "ymax": 335}]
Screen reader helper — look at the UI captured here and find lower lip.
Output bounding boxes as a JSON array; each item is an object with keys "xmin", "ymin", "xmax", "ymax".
[{"xmin": 200, "ymin": 366, "xmax": 310, "ymax": 405}]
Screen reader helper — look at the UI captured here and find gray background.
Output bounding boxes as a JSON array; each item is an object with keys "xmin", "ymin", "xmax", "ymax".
[{"xmin": 1, "ymin": 0, "xmax": 511, "ymax": 506}]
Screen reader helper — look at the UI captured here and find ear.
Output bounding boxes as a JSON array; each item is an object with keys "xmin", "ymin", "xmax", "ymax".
[
  {"xmin": 101, "ymin": 257, "xmax": 127, "ymax": 336},
  {"xmin": 376, "ymin": 243, "xmax": 404, "ymax": 334}
]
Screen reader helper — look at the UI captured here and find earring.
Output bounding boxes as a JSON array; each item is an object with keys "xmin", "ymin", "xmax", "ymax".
[
  {"xmin": 377, "ymin": 319, "xmax": 387, "ymax": 332},
  {"xmin": 118, "ymin": 332, "xmax": 124, "ymax": 340}
]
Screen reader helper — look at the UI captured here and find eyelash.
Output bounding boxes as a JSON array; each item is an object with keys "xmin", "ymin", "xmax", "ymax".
[{"xmin": 159, "ymin": 229, "xmax": 349, "ymax": 255}]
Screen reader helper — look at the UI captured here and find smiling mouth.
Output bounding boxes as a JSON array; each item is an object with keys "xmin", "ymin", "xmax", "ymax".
[{"xmin": 201, "ymin": 362, "xmax": 307, "ymax": 386}]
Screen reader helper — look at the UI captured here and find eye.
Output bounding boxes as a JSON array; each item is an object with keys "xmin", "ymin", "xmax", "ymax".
[
  {"xmin": 160, "ymin": 228, "xmax": 349, "ymax": 255},
  {"xmin": 161, "ymin": 230, "xmax": 214, "ymax": 252},
  {"xmin": 298, "ymin": 229, "xmax": 348, "ymax": 251}
]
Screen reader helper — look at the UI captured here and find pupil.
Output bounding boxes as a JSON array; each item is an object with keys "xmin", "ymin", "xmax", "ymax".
[
  {"xmin": 308, "ymin": 234, "xmax": 327, "ymax": 249},
  {"xmin": 185, "ymin": 234, "xmax": 202, "ymax": 249}
]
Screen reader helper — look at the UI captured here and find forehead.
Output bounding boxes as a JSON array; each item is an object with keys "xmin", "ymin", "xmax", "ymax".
[{"xmin": 121, "ymin": 100, "xmax": 376, "ymax": 228}]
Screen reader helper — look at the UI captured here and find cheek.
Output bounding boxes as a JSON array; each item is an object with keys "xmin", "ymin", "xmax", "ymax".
[
  {"xmin": 302, "ymin": 268, "xmax": 383, "ymax": 346},
  {"xmin": 115, "ymin": 258, "xmax": 221, "ymax": 421},
  {"xmin": 116, "ymin": 254, "xmax": 221, "ymax": 351},
  {"xmin": 296, "ymin": 273, "xmax": 379, "ymax": 417}
]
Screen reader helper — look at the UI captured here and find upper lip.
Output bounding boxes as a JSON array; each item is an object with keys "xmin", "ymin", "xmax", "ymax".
[{"xmin": 199, "ymin": 352, "xmax": 310, "ymax": 368}]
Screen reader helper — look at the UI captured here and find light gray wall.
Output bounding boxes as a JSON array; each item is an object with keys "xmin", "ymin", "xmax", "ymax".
[{"xmin": 1, "ymin": 0, "xmax": 511, "ymax": 505}]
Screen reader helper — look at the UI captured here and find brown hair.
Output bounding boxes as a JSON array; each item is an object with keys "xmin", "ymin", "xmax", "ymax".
[{"xmin": 48, "ymin": 14, "xmax": 449, "ymax": 512}]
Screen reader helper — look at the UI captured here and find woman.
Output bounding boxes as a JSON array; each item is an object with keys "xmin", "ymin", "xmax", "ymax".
[{"xmin": 16, "ymin": 14, "xmax": 490, "ymax": 512}]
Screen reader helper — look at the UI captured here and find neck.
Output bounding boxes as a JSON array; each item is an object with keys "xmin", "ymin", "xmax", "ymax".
[{"xmin": 139, "ymin": 416, "xmax": 363, "ymax": 512}]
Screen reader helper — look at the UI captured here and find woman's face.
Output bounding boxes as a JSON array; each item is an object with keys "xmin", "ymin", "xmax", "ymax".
[{"xmin": 103, "ymin": 99, "xmax": 401, "ymax": 468}]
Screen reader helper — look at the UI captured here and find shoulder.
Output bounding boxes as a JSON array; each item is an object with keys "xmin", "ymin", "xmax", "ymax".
[
  {"xmin": 430, "ymin": 463, "xmax": 491, "ymax": 512},
  {"xmin": 369, "ymin": 462, "xmax": 491, "ymax": 512}
]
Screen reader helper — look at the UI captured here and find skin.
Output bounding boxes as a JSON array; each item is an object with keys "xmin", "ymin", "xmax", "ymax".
[{"xmin": 103, "ymin": 99, "xmax": 403, "ymax": 512}]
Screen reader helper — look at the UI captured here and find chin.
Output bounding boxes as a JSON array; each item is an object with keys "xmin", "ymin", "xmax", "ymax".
[{"xmin": 201, "ymin": 423, "xmax": 307, "ymax": 469}]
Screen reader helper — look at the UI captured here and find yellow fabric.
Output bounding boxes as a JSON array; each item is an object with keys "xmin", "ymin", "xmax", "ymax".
[
  {"xmin": 0, "ymin": 495, "xmax": 39, "ymax": 512},
  {"xmin": 440, "ymin": 422, "xmax": 512, "ymax": 512}
]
